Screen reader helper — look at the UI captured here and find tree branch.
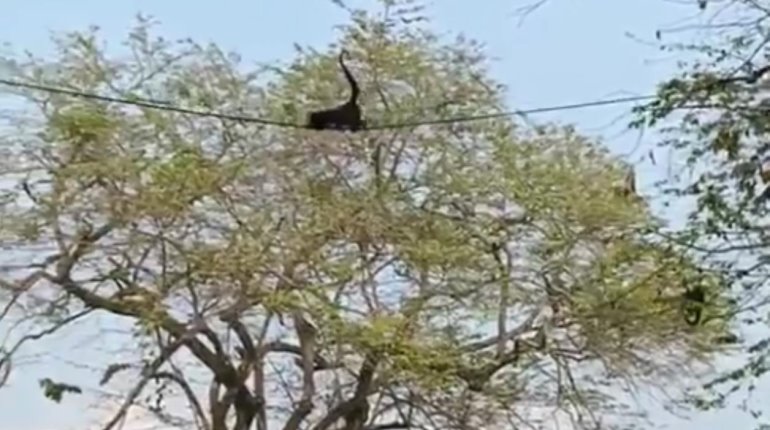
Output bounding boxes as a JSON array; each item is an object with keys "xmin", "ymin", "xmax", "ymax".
[
  {"xmin": 365, "ymin": 422, "xmax": 410, "ymax": 430},
  {"xmin": 151, "ymin": 371, "xmax": 211, "ymax": 430},
  {"xmin": 313, "ymin": 354, "xmax": 379, "ymax": 430},
  {"xmin": 262, "ymin": 340, "xmax": 337, "ymax": 370},
  {"xmin": 282, "ymin": 311, "xmax": 318, "ymax": 430},
  {"xmin": 101, "ymin": 330, "xmax": 191, "ymax": 430}
]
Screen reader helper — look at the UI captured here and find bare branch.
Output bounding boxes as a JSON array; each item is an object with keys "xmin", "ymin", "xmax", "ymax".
[
  {"xmin": 0, "ymin": 349, "xmax": 10, "ymax": 388},
  {"xmin": 0, "ymin": 308, "xmax": 91, "ymax": 388},
  {"xmin": 151, "ymin": 371, "xmax": 211, "ymax": 430},
  {"xmin": 100, "ymin": 329, "xmax": 191, "ymax": 430},
  {"xmin": 313, "ymin": 354, "xmax": 379, "ymax": 430}
]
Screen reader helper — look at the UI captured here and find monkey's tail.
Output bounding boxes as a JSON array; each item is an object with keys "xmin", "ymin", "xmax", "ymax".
[{"xmin": 338, "ymin": 51, "xmax": 359, "ymax": 103}]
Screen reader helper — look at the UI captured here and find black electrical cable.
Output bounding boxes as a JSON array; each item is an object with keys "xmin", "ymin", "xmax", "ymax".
[{"xmin": 1, "ymin": 77, "xmax": 656, "ymax": 130}]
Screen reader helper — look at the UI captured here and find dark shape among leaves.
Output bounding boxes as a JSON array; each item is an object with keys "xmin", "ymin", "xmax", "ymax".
[
  {"xmin": 613, "ymin": 165, "xmax": 637, "ymax": 198},
  {"xmin": 306, "ymin": 50, "xmax": 366, "ymax": 132},
  {"xmin": 39, "ymin": 377, "xmax": 82, "ymax": 403},
  {"xmin": 682, "ymin": 285, "xmax": 706, "ymax": 326}
]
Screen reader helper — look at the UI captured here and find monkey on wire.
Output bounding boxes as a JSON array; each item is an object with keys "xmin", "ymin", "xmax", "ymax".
[{"xmin": 305, "ymin": 49, "xmax": 366, "ymax": 132}]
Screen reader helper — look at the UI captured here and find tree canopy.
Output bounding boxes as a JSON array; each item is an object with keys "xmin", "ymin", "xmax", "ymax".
[{"xmin": 0, "ymin": 2, "xmax": 735, "ymax": 429}]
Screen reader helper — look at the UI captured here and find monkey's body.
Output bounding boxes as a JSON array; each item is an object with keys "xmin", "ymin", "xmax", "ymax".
[
  {"xmin": 307, "ymin": 102, "xmax": 363, "ymax": 131},
  {"xmin": 306, "ymin": 50, "xmax": 365, "ymax": 132}
]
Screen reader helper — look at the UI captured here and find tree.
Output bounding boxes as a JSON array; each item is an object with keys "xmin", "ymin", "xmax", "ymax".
[
  {"xmin": 0, "ymin": 2, "xmax": 733, "ymax": 429},
  {"xmin": 631, "ymin": 0, "xmax": 770, "ymax": 425}
]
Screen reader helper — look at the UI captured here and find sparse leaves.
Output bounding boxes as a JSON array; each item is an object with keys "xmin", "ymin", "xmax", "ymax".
[
  {"xmin": 39, "ymin": 378, "xmax": 82, "ymax": 403},
  {"xmin": 632, "ymin": 0, "xmax": 770, "ymax": 423},
  {"xmin": 0, "ymin": 2, "xmax": 736, "ymax": 430}
]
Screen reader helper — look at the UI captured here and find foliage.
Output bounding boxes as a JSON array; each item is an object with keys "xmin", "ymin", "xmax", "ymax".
[
  {"xmin": 0, "ymin": 1, "xmax": 734, "ymax": 429},
  {"xmin": 39, "ymin": 377, "xmax": 83, "ymax": 403},
  {"xmin": 631, "ymin": 0, "xmax": 770, "ymax": 426}
]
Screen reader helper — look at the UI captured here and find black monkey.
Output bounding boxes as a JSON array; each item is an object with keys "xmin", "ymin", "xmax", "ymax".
[
  {"xmin": 682, "ymin": 285, "xmax": 706, "ymax": 326},
  {"xmin": 306, "ymin": 50, "xmax": 365, "ymax": 132}
]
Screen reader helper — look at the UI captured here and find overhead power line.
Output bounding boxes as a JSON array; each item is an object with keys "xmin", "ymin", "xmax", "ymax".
[
  {"xmin": 0, "ymin": 78, "xmax": 300, "ymax": 128},
  {"xmin": 0, "ymin": 77, "xmax": 656, "ymax": 130},
  {"xmin": 365, "ymin": 95, "xmax": 656, "ymax": 130}
]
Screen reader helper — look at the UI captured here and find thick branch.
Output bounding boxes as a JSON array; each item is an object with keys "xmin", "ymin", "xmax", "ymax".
[
  {"xmin": 226, "ymin": 316, "xmax": 267, "ymax": 430},
  {"xmin": 44, "ymin": 227, "xmax": 248, "ymax": 429},
  {"xmin": 0, "ymin": 350, "xmax": 10, "ymax": 388},
  {"xmin": 365, "ymin": 423, "xmax": 410, "ymax": 430},
  {"xmin": 313, "ymin": 354, "xmax": 379, "ymax": 430},
  {"xmin": 52, "ymin": 272, "xmax": 238, "ymax": 384},
  {"xmin": 47, "ymin": 225, "xmax": 238, "ymax": 388},
  {"xmin": 262, "ymin": 340, "xmax": 337, "ymax": 370},
  {"xmin": 209, "ymin": 379, "xmax": 227, "ymax": 430},
  {"xmin": 233, "ymin": 385, "xmax": 259, "ymax": 430},
  {"xmin": 283, "ymin": 311, "xmax": 318, "ymax": 430},
  {"xmin": 462, "ymin": 312, "xmax": 538, "ymax": 352}
]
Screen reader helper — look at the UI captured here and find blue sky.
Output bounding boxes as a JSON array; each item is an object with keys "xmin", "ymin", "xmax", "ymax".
[{"xmin": 0, "ymin": 1, "xmax": 763, "ymax": 429}]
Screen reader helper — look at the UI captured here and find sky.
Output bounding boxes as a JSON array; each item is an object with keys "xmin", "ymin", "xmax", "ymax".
[{"xmin": 0, "ymin": 0, "xmax": 765, "ymax": 429}]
